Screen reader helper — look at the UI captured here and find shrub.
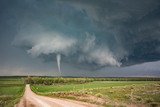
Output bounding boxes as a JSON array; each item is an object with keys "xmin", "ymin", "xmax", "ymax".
[{"xmin": 95, "ymin": 93, "xmax": 103, "ymax": 98}]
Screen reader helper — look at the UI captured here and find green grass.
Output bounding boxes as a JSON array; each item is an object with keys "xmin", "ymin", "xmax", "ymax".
[
  {"xmin": 0, "ymin": 86, "xmax": 24, "ymax": 95},
  {"xmin": 0, "ymin": 77, "xmax": 159, "ymax": 107},
  {"xmin": 90, "ymin": 83, "xmax": 160, "ymax": 103},
  {"xmin": 0, "ymin": 79, "xmax": 24, "ymax": 85},
  {"xmin": 31, "ymin": 81, "xmax": 156, "ymax": 93},
  {"xmin": 0, "ymin": 78, "xmax": 25, "ymax": 107},
  {"xmin": 31, "ymin": 81, "xmax": 160, "ymax": 107}
]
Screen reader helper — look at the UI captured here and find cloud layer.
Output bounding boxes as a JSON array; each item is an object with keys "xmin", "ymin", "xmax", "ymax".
[
  {"xmin": 11, "ymin": 0, "xmax": 160, "ymax": 70},
  {"xmin": 13, "ymin": 30, "xmax": 121, "ymax": 68}
]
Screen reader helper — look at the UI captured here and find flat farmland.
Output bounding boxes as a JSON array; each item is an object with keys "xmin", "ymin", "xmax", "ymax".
[
  {"xmin": 0, "ymin": 77, "xmax": 160, "ymax": 107},
  {"xmin": 0, "ymin": 77, "xmax": 25, "ymax": 107},
  {"xmin": 30, "ymin": 78, "xmax": 160, "ymax": 107}
]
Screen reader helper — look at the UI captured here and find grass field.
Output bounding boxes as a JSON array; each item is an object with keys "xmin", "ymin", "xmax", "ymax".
[
  {"xmin": 0, "ymin": 77, "xmax": 160, "ymax": 107},
  {"xmin": 0, "ymin": 77, "xmax": 25, "ymax": 107},
  {"xmin": 31, "ymin": 80, "xmax": 160, "ymax": 107},
  {"xmin": 31, "ymin": 81, "xmax": 152, "ymax": 93}
]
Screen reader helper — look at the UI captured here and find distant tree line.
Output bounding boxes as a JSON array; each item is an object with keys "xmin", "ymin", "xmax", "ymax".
[
  {"xmin": 92, "ymin": 77, "xmax": 160, "ymax": 81},
  {"xmin": 25, "ymin": 77, "xmax": 160, "ymax": 85},
  {"xmin": 25, "ymin": 77, "xmax": 94, "ymax": 85}
]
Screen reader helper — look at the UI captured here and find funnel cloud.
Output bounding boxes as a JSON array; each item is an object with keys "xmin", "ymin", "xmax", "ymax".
[{"xmin": 57, "ymin": 54, "xmax": 61, "ymax": 73}]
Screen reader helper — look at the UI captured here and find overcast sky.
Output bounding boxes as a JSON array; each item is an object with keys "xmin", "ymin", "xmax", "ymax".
[{"xmin": 0, "ymin": 0, "xmax": 160, "ymax": 77}]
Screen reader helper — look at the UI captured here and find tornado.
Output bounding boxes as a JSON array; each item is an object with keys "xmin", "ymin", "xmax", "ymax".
[{"xmin": 56, "ymin": 54, "xmax": 61, "ymax": 73}]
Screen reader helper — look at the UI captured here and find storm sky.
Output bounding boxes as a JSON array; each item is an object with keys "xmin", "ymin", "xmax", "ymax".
[{"xmin": 0, "ymin": 0, "xmax": 160, "ymax": 77}]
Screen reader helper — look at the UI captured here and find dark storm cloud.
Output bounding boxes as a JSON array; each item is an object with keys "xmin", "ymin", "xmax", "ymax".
[
  {"xmin": 10, "ymin": 0, "xmax": 160, "ymax": 69},
  {"xmin": 0, "ymin": 0, "xmax": 160, "ymax": 73}
]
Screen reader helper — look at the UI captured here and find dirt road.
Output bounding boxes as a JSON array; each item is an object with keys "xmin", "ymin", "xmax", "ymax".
[{"xmin": 16, "ymin": 84, "xmax": 98, "ymax": 107}]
